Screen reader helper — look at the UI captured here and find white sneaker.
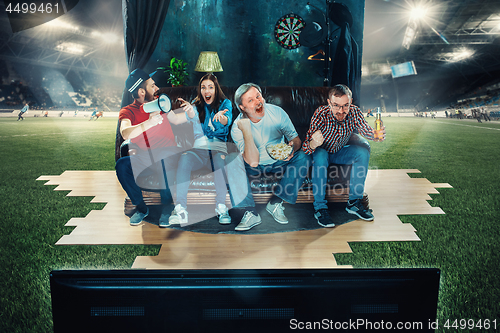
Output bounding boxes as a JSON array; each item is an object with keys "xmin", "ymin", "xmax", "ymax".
[
  {"xmin": 215, "ymin": 203, "xmax": 231, "ymax": 225},
  {"xmin": 235, "ymin": 211, "xmax": 261, "ymax": 231},
  {"xmin": 169, "ymin": 204, "xmax": 188, "ymax": 225},
  {"xmin": 266, "ymin": 201, "xmax": 288, "ymax": 224}
]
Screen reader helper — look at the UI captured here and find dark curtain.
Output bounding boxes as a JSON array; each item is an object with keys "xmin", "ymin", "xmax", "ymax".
[
  {"xmin": 116, "ymin": 0, "xmax": 170, "ymax": 162},
  {"xmin": 120, "ymin": 0, "xmax": 171, "ymax": 108},
  {"xmin": 330, "ymin": 23, "xmax": 360, "ymax": 105}
]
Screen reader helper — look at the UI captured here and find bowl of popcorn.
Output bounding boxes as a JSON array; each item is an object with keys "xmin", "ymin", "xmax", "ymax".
[{"xmin": 266, "ymin": 142, "xmax": 293, "ymax": 161}]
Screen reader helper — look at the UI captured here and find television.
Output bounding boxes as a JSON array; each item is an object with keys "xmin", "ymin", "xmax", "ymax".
[
  {"xmin": 391, "ymin": 61, "xmax": 418, "ymax": 78},
  {"xmin": 50, "ymin": 268, "xmax": 440, "ymax": 332}
]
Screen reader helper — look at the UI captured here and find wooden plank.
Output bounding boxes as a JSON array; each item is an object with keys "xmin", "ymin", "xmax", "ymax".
[{"xmin": 40, "ymin": 169, "xmax": 451, "ymax": 269}]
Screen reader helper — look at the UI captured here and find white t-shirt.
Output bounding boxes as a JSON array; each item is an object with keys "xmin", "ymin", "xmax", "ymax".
[{"xmin": 231, "ymin": 103, "xmax": 298, "ymax": 165}]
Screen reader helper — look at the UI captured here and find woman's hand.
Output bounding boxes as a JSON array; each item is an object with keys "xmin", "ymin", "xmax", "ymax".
[
  {"xmin": 213, "ymin": 109, "xmax": 229, "ymax": 124},
  {"xmin": 178, "ymin": 98, "xmax": 195, "ymax": 118}
]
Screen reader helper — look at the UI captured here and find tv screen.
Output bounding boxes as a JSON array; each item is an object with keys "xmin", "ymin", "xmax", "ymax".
[
  {"xmin": 391, "ymin": 61, "xmax": 418, "ymax": 78},
  {"xmin": 50, "ymin": 268, "xmax": 440, "ymax": 332}
]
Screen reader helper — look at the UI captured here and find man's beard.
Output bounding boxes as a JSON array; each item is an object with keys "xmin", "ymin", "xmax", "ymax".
[{"xmin": 145, "ymin": 91, "xmax": 155, "ymax": 103}]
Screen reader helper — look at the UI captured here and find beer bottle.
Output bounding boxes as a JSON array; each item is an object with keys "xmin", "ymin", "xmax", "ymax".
[{"xmin": 374, "ymin": 108, "xmax": 383, "ymax": 142}]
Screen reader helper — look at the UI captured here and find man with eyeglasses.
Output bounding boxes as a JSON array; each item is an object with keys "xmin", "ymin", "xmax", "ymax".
[{"xmin": 302, "ymin": 84, "xmax": 385, "ymax": 227}]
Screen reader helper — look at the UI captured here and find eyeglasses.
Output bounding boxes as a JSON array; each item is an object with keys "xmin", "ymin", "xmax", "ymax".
[{"xmin": 330, "ymin": 103, "xmax": 350, "ymax": 111}]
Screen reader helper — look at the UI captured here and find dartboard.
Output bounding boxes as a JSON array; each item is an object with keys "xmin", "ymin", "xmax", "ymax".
[{"xmin": 274, "ymin": 13, "xmax": 305, "ymax": 49}]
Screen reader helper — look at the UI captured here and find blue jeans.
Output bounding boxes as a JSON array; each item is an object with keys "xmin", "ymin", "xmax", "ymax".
[
  {"xmin": 232, "ymin": 150, "xmax": 311, "ymax": 207},
  {"xmin": 115, "ymin": 147, "xmax": 182, "ymax": 206},
  {"xmin": 311, "ymin": 146, "xmax": 370, "ymax": 211},
  {"xmin": 224, "ymin": 152, "xmax": 254, "ymax": 209},
  {"xmin": 175, "ymin": 149, "xmax": 227, "ymax": 208}
]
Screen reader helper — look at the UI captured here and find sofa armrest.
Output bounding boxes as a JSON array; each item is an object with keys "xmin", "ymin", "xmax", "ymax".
[
  {"xmin": 119, "ymin": 139, "xmax": 140, "ymax": 158},
  {"xmin": 346, "ymin": 133, "xmax": 371, "ymax": 153}
]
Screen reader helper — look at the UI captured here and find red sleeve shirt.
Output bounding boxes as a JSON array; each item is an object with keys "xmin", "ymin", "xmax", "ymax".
[
  {"xmin": 302, "ymin": 104, "xmax": 374, "ymax": 155},
  {"xmin": 119, "ymin": 100, "xmax": 176, "ymax": 150}
]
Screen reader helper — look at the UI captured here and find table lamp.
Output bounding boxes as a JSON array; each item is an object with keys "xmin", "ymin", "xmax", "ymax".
[{"xmin": 194, "ymin": 51, "xmax": 223, "ymax": 74}]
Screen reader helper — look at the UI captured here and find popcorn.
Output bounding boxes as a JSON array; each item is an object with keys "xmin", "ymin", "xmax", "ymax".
[{"xmin": 266, "ymin": 142, "xmax": 293, "ymax": 160}]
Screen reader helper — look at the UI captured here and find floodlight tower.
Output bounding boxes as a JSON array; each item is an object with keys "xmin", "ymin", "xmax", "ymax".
[
  {"xmin": 376, "ymin": 86, "xmax": 388, "ymax": 113},
  {"xmin": 402, "ymin": 5, "xmax": 428, "ymax": 50}
]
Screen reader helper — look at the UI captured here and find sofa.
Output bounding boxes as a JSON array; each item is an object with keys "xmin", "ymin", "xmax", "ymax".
[{"xmin": 115, "ymin": 86, "xmax": 370, "ymax": 215}]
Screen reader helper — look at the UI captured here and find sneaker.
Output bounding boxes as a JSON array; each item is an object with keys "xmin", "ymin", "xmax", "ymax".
[
  {"xmin": 314, "ymin": 209, "xmax": 335, "ymax": 228},
  {"xmin": 158, "ymin": 206, "xmax": 171, "ymax": 228},
  {"xmin": 130, "ymin": 208, "xmax": 148, "ymax": 226},
  {"xmin": 169, "ymin": 204, "xmax": 188, "ymax": 225},
  {"xmin": 346, "ymin": 199, "xmax": 374, "ymax": 221},
  {"xmin": 266, "ymin": 201, "xmax": 288, "ymax": 224},
  {"xmin": 234, "ymin": 211, "xmax": 262, "ymax": 231},
  {"xmin": 215, "ymin": 203, "xmax": 231, "ymax": 225}
]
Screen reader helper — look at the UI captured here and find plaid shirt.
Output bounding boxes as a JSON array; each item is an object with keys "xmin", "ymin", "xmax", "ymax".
[{"xmin": 302, "ymin": 104, "xmax": 374, "ymax": 155}]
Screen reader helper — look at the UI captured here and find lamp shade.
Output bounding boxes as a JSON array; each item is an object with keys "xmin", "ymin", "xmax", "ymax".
[{"xmin": 194, "ymin": 51, "xmax": 223, "ymax": 73}]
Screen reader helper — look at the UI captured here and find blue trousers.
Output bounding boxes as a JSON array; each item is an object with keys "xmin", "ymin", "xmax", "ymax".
[
  {"xmin": 311, "ymin": 146, "xmax": 370, "ymax": 211},
  {"xmin": 115, "ymin": 147, "xmax": 182, "ymax": 206},
  {"xmin": 224, "ymin": 152, "xmax": 253, "ymax": 209},
  {"xmin": 229, "ymin": 150, "xmax": 311, "ymax": 208},
  {"xmin": 175, "ymin": 149, "xmax": 227, "ymax": 208}
]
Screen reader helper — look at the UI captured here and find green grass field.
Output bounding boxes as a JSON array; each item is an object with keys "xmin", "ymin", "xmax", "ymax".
[{"xmin": 0, "ymin": 116, "xmax": 499, "ymax": 332}]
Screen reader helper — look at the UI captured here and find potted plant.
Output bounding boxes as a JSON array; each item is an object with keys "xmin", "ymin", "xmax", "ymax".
[{"xmin": 158, "ymin": 57, "xmax": 189, "ymax": 87}]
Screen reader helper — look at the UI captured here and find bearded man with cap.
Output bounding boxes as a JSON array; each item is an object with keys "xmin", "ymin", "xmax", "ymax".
[{"xmin": 116, "ymin": 68, "xmax": 194, "ymax": 226}]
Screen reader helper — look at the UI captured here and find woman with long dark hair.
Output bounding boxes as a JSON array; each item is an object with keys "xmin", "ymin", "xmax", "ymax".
[{"xmin": 166, "ymin": 73, "xmax": 233, "ymax": 226}]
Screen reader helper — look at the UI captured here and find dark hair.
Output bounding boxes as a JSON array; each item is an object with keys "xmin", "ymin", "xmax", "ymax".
[
  {"xmin": 328, "ymin": 84, "xmax": 352, "ymax": 101},
  {"xmin": 131, "ymin": 81, "xmax": 147, "ymax": 100},
  {"xmin": 192, "ymin": 73, "xmax": 227, "ymax": 124}
]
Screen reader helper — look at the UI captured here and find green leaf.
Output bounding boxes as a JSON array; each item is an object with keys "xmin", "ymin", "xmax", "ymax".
[{"xmin": 165, "ymin": 57, "xmax": 188, "ymax": 85}]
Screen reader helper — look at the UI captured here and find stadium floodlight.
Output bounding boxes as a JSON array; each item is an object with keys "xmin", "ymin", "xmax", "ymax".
[
  {"xmin": 410, "ymin": 6, "xmax": 428, "ymax": 20},
  {"xmin": 402, "ymin": 23, "xmax": 417, "ymax": 49},
  {"xmin": 450, "ymin": 48, "xmax": 474, "ymax": 62},
  {"xmin": 44, "ymin": 20, "xmax": 79, "ymax": 33},
  {"xmin": 402, "ymin": 2, "xmax": 435, "ymax": 49},
  {"xmin": 101, "ymin": 32, "xmax": 120, "ymax": 44},
  {"xmin": 55, "ymin": 42, "xmax": 85, "ymax": 55},
  {"xmin": 91, "ymin": 30, "xmax": 121, "ymax": 44}
]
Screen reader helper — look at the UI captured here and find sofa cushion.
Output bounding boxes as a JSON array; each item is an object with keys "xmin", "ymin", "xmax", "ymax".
[
  {"xmin": 115, "ymin": 86, "xmax": 370, "ymax": 196},
  {"xmin": 115, "ymin": 86, "xmax": 334, "ymax": 161}
]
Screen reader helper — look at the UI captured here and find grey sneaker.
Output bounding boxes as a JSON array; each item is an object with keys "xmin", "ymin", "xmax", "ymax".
[
  {"xmin": 215, "ymin": 203, "xmax": 231, "ymax": 225},
  {"xmin": 266, "ymin": 201, "xmax": 288, "ymax": 224},
  {"xmin": 346, "ymin": 199, "xmax": 374, "ymax": 221},
  {"xmin": 169, "ymin": 204, "xmax": 188, "ymax": 225},
  {"xmin": 130, "ymin": 208, "xmax": 148, "ymax": 226},
  {"xmin": 234, "ymin": 211, "xmax": 262, "ymax": 231}
]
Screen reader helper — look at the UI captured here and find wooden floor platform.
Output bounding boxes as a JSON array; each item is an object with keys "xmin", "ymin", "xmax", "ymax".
[
  {"xmin": 37, "ymin": 169, "xmax": 452, "ymax": 269},
  {"xmin": 123, "ymin": 187, "xmax": 364, "ymax": 216}
]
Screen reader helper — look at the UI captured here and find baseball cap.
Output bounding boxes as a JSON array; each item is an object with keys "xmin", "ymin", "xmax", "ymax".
[{"xmin": 125, "ymin": 69, "xmax": 157, "ymax": 94}]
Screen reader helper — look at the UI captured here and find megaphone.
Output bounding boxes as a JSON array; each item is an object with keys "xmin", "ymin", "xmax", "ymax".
[{"xmin": 143, "ymin": 94, "xmax": 172, "ymax": 113}]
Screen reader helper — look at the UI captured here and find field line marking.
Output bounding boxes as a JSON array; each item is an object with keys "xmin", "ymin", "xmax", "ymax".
[
  {"xmin": 434, "ymin": 121, "xmax": 500, "ymax": 131},
  {"xmin": 0, "ymin": 130, "xmax": 110, "ymax": 138}
]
